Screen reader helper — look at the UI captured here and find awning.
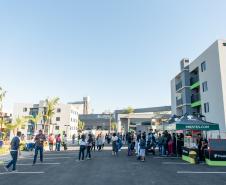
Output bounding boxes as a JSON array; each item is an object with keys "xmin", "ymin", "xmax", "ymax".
[{"xmin": 165, "ymin": 115, "xmax": 220, "ymax": 131}]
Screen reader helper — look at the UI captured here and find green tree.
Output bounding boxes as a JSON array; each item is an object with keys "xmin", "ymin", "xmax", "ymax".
[
  {"xmin": 44, "ymin": 97, "xmax": 60, "ymax": 134},
  {"xmin": 5, "ymin": 117, "xmax": 28, "ymax": 136},
  {"xmin": 122, "ymin": 106, "xmax": 134, "ymax": 114},
  {"xmin": 77, "ymin": 120, "xmax": 85, "ymax": 133},
  {"xmin": 111, "ymin": 122, "xmax": 117, "ymax": 132}
]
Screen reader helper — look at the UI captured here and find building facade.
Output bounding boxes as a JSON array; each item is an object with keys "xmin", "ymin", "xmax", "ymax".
[
  {"xmin": 13, "ymin": 101, "xmax": 79, "ymax": 139},
  {"xmin": 68, "ymin": 96, "xmax": 92, "ymax": 115},
  {"xmin": 171, "ymin": 40, "xmax": 226, "ymax": 133},
  {"xmin": 115, "ymin": 106, "xmax": 171, "ymax": 133},
  {"xmin": 79, "ymin": 114, "xmax": 113, "ymax": 131}
]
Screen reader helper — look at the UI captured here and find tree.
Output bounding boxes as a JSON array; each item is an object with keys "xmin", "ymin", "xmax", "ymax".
[
  {"xmin": 77, "ymin": 120, "xmax": 85, "ymax": 133},
  {"xmin": 26, "ymin": 112, "xmax": 42, "ymax": 132},
  {"xmin": 122, "ymin": 106, "xmax": 134, "ymax": 114},
  {"xmin": 111, "ymin": 122, "xmax": 117, "ymax": 132},
  {"xmin": 44, "ymin": 97, "xmax": 60, "ymax": 135},
  {"xmin": 122, "ymin": 106, "xmax": 134, "ymax": 132},
  {"xmin": 4, "ymin": 116, "xmax": 28, "ymax": 136}
]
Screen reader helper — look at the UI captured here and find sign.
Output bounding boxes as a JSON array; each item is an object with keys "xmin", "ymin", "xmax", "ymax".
[
  {"xmin": 205, "ymin": 150, "xmax": 226, "ymax": 161},
  {"xmin": 182, "ymin": 147, "xmax": 198, "ymax": 157},
  {"xmin": 176, "ymin": 124, "xmax": 219, "ymax": 131}
]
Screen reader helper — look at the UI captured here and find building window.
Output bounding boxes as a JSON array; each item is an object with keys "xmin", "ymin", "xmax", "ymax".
[
  {"xmin": 23, "ymin": 108, "xmax": 27, "ymax": 112},
  {"xmin": 56, "ymin": 117, "xmax": 60, "ymax": 121},
  {"xmin": 202, "ymin": 81, "xmax": 208, "ymax": 92},
  {"xmin": 55, "ymin": 126, "xmax": 59, "ymax": 130},
  {"xmin": 204, "ymin": 102, "xmax": 210, "ymax": 113},
  {"xmin": 223, "ymin": 43, "xmax": 226, "ymax": 46},
  {"xmin": 57, "ymin": 108, "xmax": 61, "ymax": 113},
  {"xmin": 201, "ymin": 61, "xmax": 206, "ymax": 72}
]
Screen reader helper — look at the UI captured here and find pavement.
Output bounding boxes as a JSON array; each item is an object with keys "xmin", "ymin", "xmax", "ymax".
[{"xmin": 0, "ymin": 147, "xmax": 226, "ymax": 185}]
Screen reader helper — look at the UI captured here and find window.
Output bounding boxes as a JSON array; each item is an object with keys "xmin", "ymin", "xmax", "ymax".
[
  {"xmin": 23, "ymin": 108, "xmax": 27, "ymax": 112},
  {"xmin": 57, "ymin": 108, "xmax": 61, "ymax": 113},
  {"xmin": 56, "ymin": 117, "xmax": 60, "ymax": 121},
  {"xmin": 202, "ymin": 81, "xmax": 208, "ymax": 92},
  {"xmin": 55, "ymin": 126, "xmax": 59, "ymax": 130},
  {"xmin": 204, "ymin": 102, "xmax": 210, "ymax": 113},
  {"xmin": 201, "ymin": 61, "xmax": 206, "ymax": 72},
  {"xmin": 223, "ymin": 43, "xmax": 226, "ymax": 46}
]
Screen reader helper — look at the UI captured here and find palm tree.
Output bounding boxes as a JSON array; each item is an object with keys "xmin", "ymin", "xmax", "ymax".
[
  {"xmin": 122, "ymin": 106, "xmax": 134, "ymax": 114},
  {"xmin": 44, "ymin": 97, "xmax": 60, "ymax": 134},
  {"xmin": 5, "ymin": 116, "xmax": 27, "ymax": 136},
  {"xmin": 122, "ymin": 106, "xmax": 134, "ymax": 132},
  {"xmin": 26, "ymin": 112, "xmax": 42, "ymax": 132},
  {"xmin": 111, "ymin": 122, "xmax": 117, "ymax": 132},
  {"xmin": 77, "ymin": 120, "xmax": 85, "ymax": 133}
]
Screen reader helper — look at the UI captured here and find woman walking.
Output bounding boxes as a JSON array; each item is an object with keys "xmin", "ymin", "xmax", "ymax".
[{"xmin": 79, "ymin": 134, "xmax": 86, "ymax": 161}]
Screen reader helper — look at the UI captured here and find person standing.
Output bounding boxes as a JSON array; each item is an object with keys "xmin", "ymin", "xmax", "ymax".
[
  {"xmin": 86, "ymin": 134, "xmax": 93, "ymax": 159},
  {"xmin": 79, "ymin": 134, "xmax": 86, "ymax": 161},
  {"xmin": 72, "ymin": 134, "xmax": 76, "ymax": 144},
  {"xmin": 62, "ymin": 134, "xmax": 68, "ymax": 151},
  {"xmin": 48, "ymin": 133, "xmax": 54, "ymax": 151},
  {"xmin": 111, "ymin": 133, "xmax": 118, "ymax": 156},
  {"xmin": 139, "ymin": 135, "xmax": 146, "ymax": 162},
  {"xmin": 55, "ymin": 134, "xmax": 62, "ymax": 151},
  {"xmin": 33, "ymin": 130, "xmax": 46, "ymax": 165},
  {"xmin": 4, "ymin": 131, "xmax": 21, "ymax": 172}
]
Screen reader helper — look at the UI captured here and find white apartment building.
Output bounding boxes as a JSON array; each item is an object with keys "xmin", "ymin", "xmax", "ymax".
[
  {"xmin": 171, "ymin": 40, "xmax": 226, "ymax": 136},
  {"xmin": 13, "ymin": 101, "xmax": 79, "ymax": 139}
]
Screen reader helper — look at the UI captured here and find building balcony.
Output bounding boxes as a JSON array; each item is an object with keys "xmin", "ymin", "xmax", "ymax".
[
  {"xmin": 191, "ymin": 100, "xmax": 201, "ymax": 108},
  {"xmin": 191, "ymin": 94, "xmax": 201, "ymax": 108},
  {"xmin": 190, "ymin": 81, "xmax": 200, "ymax": 90},
  {"xmin": 190, "ymin": 76, "xmax": 199, "ymax": 85},
  {"xmin": 176, "ymin": 81, "xmax": 183, "ymax": 91},
  {"xmin": 191, "ymin": 94, "xmax": 200, "ymax": 103},
  {"xmin": 176, "ymin": 99, "xmax": 183, "ymax": 106}
]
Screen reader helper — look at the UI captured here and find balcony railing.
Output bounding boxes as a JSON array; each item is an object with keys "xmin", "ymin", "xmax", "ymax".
[
  {"xmin": 176, "ymin": 98, "xmax": 183, "ymax": 106},
  {"xmin": 191, "ymin": 94, "xmax": 200, "ymax": 103},
  {"xmin": 190, "ymin": 76, "xmax": 199, "ymax": 85},
  {"xmin": 176, "ymin": 81, "xmax": 183, "ymax": 91}
]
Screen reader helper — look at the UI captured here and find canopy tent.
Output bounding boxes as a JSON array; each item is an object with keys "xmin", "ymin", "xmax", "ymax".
[{"xmin": 165, "ymin": 115, "xmax": 219, "ymax": 131}]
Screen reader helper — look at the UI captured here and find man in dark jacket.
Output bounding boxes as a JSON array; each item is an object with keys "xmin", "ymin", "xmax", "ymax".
[
  {"xmin": 33, "ymin": 130, "xmax": 46, "ymax": 165},
  {"xmin": 5, "ymin": 131, "xmax": 22, "ymax": 172}
]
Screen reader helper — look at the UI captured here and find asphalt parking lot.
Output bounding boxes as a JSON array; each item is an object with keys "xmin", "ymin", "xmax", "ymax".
[{"xmin": 0, "ymin": 148, "xmax": 226, "ymax": 185}]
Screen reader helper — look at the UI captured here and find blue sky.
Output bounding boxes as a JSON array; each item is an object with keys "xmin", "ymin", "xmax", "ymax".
[{"xmin": 0, "ymin": 0, "xmax": 226, "ymax": 113}]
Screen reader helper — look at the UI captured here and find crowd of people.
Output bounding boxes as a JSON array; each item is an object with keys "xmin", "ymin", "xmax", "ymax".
[{"xmin": 4, "ymin": 128, "xmax": 209, "ymax": 172}]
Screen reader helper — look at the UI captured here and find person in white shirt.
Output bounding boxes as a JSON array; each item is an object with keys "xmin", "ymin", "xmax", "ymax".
[
  {"xmin": 78, "ymin": 135, "xmax": 87, "ymax": 161},
  {"xmin": 112, "ymin": 133, "xmax": 118, "ymax": 156}
]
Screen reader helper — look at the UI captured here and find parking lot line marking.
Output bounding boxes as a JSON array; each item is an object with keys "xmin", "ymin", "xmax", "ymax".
[
  {"xmin": 0, "ymin": 172, "xmax": 45, "ymax": 175},
  {"xmin": 154, "ymin": 157, "xmax": 180, "ymax": 159},
  {"xmin": 17, "ymin": 163, "xmax": 61, "ymax": 165},
  {"xmin": 25, "ymin": 157, "xmax": 72, "ymax": 160},
  {"xmin": 177, "ymin": 171, "xmax": 226, "ymax": 174},
  {"xmin": 162, "ymin": 162, "xmax": 191, "ymax": 165}
]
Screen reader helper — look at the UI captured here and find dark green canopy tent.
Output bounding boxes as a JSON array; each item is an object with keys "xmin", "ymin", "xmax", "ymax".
[{"xmin": 166, "ymin": 115, "xmax": 219, "ymax": 131}]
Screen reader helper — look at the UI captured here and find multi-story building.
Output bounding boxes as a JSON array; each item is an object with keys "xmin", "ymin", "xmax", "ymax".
[
  {"xmin": 68, "ymin": 96, "xmax": 92, "ymax": 115},
  {"xmin": 13, "ymin": 101, "xmax": 79, "ymax": 139},
  {"xmin": 171, "ymin": 39, "xmax": 226, "ymax": 133}
]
